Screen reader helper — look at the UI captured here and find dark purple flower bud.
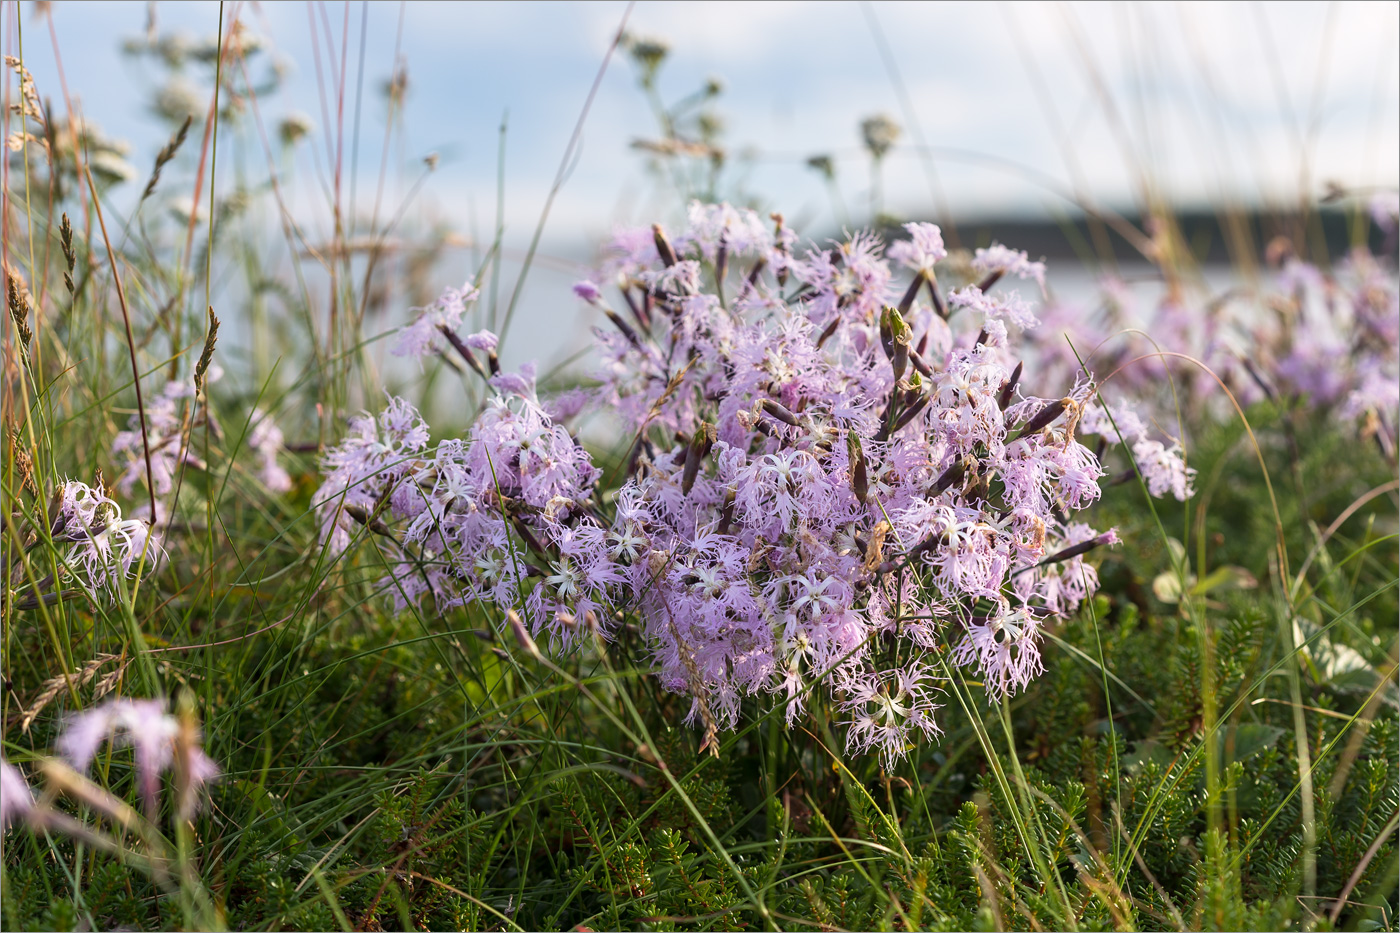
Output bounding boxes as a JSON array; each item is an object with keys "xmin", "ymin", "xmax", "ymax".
[
  {"xmin": 1019, "ymin": 397, "xmax": 1070, "ymax": 435},
  {"xmin": 848, "ymin": 431, "xmax": 868, "ymax": 504},
  {"xmin": 682, "ymin": 422, "xmax": 717, "ymax": 494},
  {"xmin": 890, "ymin": 393, "xmax": 931, "ymax": 436},
  {"xmin": 604, "ymin": 308, "xmax": 643, "ymax": 349},
  {"xmin": 1034, "ymin": 530, "xmax": 1120, "ymax": 568},
  {"xmin": 345, "ymin": 504, "xmax": 395, "ymax": 538},
  {"xmin": 896, "ymin": 269, "xmax": 925, "ymax": 315},
  {"xmin": 998, "ymin": 361, "xmax": 1023, "ymax": 410},
  {"xmin": 931, "ymin": 458, "xmax": 967, "ymax": 495},
  {"xmin": 909, "ymin": 348, "xmax": 932, "ymax": 377},
  {"xmin": 621, "ymin": 286, "xmax": 651, "ymax": 330},
  {"xmin": 717, "ymin": 489, "xmax": 736, "ymax": 535},
  {"xmin": 977, "ymin": 269, "xmax": 1004, "ymax": 292},
  {"xmin": 745, "ymin": 256, "xmax": 767, "ymax": 291},
  {"xmin": 760, "ymin": 398, "xmax": 801, "ymax": 427},
  {"xmin": 437, "ymin": 326, "xmax": 489, "ymax": 379},
  {"xmin": 926, "ymin": 275, "xmax": 947, "ymax": 319},
  {"xmin": 652, "ymin": 223, "xmax": 678, "ymax": 267}
]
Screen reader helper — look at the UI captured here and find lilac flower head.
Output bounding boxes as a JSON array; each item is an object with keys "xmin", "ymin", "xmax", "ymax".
[
  {"xmin": 973, "ymin": 243, "xmax": 1047, "ymax": 293},
  {"xmin": 1079, "ymin": 400, "xmax": 1196, "ymax": 501},
  {"xmin": 681, "ymin": 202, "xmax": 773, "ymax": 261},
  {"xmin": 573, "ymin": 280, "xmax": 603, "ymax": 303},
  {"xmin": 464, "ymin": 330, "xmax": 499, "ymax": 352},
  {"xmin": 314, "ymin": 396, "xmax": 432, "ymax": 555},
  {"xmin": 53, "ymin": 480, "xmax": 165, "ymax": 595},
  {"xmin": 112, "ymin": 380, "xmax": 197, "ymax": 497},
  {"xmin": 949, "ymin": 285, "xmax": 1040, "ymax": 330},
  {"xmin": 887, "ymin": 222, "xmax": 946, "ymax": 274},
  {"xmin": 391, "ymin": 281, "xmax": 481, "ymax": 362}
]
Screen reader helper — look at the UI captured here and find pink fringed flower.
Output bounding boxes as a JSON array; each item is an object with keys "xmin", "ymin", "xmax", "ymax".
[
  {"xmin": 58, "ymin": 698, "xmax": 219, "ymax": 818},
  {"xmin": 392, "ymin": 281, "xmax": 481, "ymax": 362}
]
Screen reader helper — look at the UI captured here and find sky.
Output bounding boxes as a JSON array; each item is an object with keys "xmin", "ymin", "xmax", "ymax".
[
  {"xmin": 20, "ymin": 1, "xmax": 1400, "ymax": 230},
  {"xmin": 9, "ymin": 0, "xmax": 1400, "ymax": 371}
]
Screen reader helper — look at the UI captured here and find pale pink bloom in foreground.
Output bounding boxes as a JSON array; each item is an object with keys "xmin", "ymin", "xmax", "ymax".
[{"xmin": 58, "ymin": 698, "xmax": 218, "ymax": 817}]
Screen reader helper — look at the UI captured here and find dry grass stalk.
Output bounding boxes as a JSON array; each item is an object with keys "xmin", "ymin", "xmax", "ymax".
[
  {"xmin": 7, "ymin": 417, "xmax": 37, "ymax": 496},
  {"xmin": 7, "ymin": 273, "xmax": 31, "ymax": 349},
  {"xmin": 59, "ymin": 212, "xmax": 75, "ymax": 294},
  {"xmin": 666, "ymin": 617, "xmax": 720, "ymax": 758},
  {"xmin": 193, "ymin": 306, "xmax": 220, "ymax": 397},
  {"xmin": 141, "ymin": 114, "xmax": 192, "ymax": 202},
  {"xmin": 20, "ymin": 653, "xmax": 124, "ymax": 733}
]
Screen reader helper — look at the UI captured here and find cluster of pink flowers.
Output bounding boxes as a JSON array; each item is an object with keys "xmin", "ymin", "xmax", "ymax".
[
  {"xmin": 111, "ymin": 368, "xmax": 297, "ymax": 502},
  {"xmin": 1031, "ymin": 242, "xmax": 1398, "ymax": 462},
  {"xmin": 1270, "ymin": 248, "xmax": 1399, "ymax": 456},
  {"xmin": 319, "ymin": 206, "xmax": 1179, "ymax": 766}
]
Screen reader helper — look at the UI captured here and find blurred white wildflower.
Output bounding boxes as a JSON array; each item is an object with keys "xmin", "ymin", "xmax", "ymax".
[
  {"xmin": 154, "ymin": 77, "xmax": 204, "ymax": 124},
  {"xmin": 168, "ymin": 195, "xmax": 207, "ymax": 226},
  {"xmin": 278, "ymin": 111, "xmax": 314, "ymax": 146},
  {"xmin": 89, "ymin": 150, "xmax": 138, "ymax": 185},
  {"xmin": 860, "ymin": 113, "xmax": 901, "ymax": 160}
]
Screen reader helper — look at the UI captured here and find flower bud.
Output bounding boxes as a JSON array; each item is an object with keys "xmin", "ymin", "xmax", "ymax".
[
  {"xmin": 760, "ymin": 398, "xmax": 801, "ymax": 427},
  {"xmin": 847, "ymin": 431, "xmax": 868, "ymax": 504},
  {"xmin": 1034, "ymin": 530, "xmax": 1120, "ymax": 568},
  {"xmin": 652, "ymin": 223, "xmax": 678, "ymax": 267},
  {"xmin": 998, "ymin": 361, "xmax": 1023, "ymax": 410},
  {"xmin": 507, "ymin": 609, "xmax": 541, "ymax": 660},
  {"xmin": 879, "ymin": 306, "xmax": 912, "ymax": 381},
  {"xmin": 932, "ymin": 457, "xmax": 967, "ymax": 495},
  {"xmin": 682, "ymin": 422, "xmax": 717, "ymax": 494},
  {"xmin": 1019, "ymin": 397, "xmax": 1070, "ymax": 435}
]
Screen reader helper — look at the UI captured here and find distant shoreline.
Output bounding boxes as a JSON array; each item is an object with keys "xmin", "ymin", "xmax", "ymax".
[{"xmin": 870, "ymin": 205, "xmax": 1391, "ymax": 264}]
